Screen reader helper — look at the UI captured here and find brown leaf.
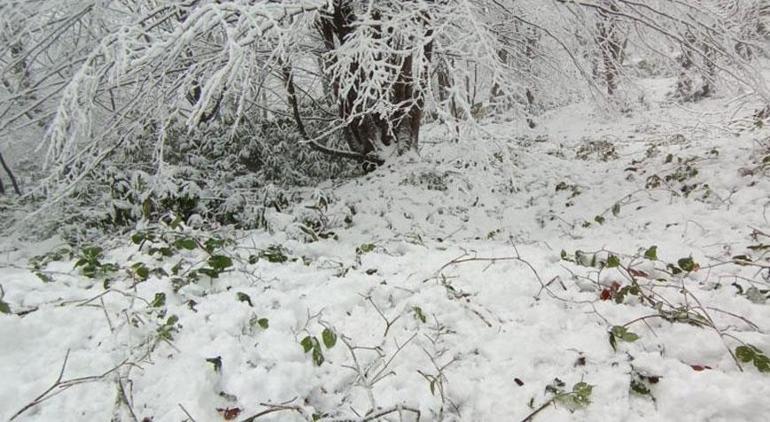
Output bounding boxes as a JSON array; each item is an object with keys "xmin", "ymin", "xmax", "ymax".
[{"xmin": 217, "ymin": 407, "xmax": 242, "ymax": 420}]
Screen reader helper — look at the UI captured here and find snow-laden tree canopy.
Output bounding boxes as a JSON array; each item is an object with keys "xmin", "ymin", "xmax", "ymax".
[{"xmin": 0, "ymin": 0, "xmax": 768, "ymax": 208}]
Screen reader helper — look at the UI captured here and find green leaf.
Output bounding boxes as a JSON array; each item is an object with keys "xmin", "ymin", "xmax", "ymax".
[
  {"xmin": 630, "ymin": 379, "xmax": 651, "ymax": 395},
  {"xmin": 150, "ymin": 292, "xmax": 166, "ymax": 308},
  {"xmin": 131, "ymin": 232, "xmax": 145, "ymax": 245},
  {"xmin": 356, "ymin": 243, "xmax": 376, "ymax": 254},
  {"xmin": 0, "ymin": 300, "xmax": 11, "ymax": 314},
  {"xmin": 204, "ymin": 238, "xmax": 225, "ymax": 253},
  {"xmin": 594, "ymin": 215, "xmax": 606, "ymax": 225},
  {"xmin": 236, "ymin": 292, "xmax": 253, "ymax": 307},
  {"xmin": 206, "ymin": 356, "xmax": 222, "ymax": 373},
  {"xmin": 732, "ymin": 255, "xmax": 752, "ymax": 264},
  {"xmin": 644, "ymin": 246, "xmax": 658, "ymax": 261},
  {"xmin": 611, "ymin": 203, "xmax": 621, "ymax": 216},
  {"xmin": 300, "ymin": 336, "xmax": 314, "ymax": 353},
  {"xmin": 257, "ymin": 318, "xmax": 269, "ymax": 329},
  {"xmin": 322, "ymin": 328, "xmax": 337, "ymax": 349},
  {"xmin": 132, "ymin": 263, "xmax": 150, "ymax": 281},
  {"xmin": 82, "ymin": 246, "xmax": 103, "ymax": 259},
  {"xmin": 622, "ymin": 331, "xmax": 640, "ymax": 342},
  {"xmin": 208, "ymin": 255, "xmax": 233, "ymax": 271},
  {"xmin": 610, "ymin": 325, "xmax": 639, "ymax": 346},
  {"xmin": 413, "ymin": 306, "xmax": 427, "ymax": 323},
  {"xmin": 259, "ymin": 245, "xmax": 288, "ymax": 263},
  {"xmin": 312, "ymin": 345, "xmax": 325, "ymax": 366},
  {"xmin": 735, "ymin": 345, "xmax": 756, "ymax": 362},
  {"xmin": 754, "ymin": 355, "xmax": 770, "ymax": 373},
  {"xmin": 34, "ymin": 271, "xmax": 53, "ymax": 283},
  {"xmin": 174, "ymin": 238, "xmax": 197, "ymax": 250},
  {"xmin": 677, "ymin": 257, "xmax": 697, "ymax": 272},
  {"xmin": 606, "ymin": 255, "xmax": 621, "ymax": 268},
  {"xmin": 197, "ymin": 268, "xmax": 221, "ymax": 278},
  {"xmin": 572, "ymin": 382, "xmax": 593, "ymax": 405}
]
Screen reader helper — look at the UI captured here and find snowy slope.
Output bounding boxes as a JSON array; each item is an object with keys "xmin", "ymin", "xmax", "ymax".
[{"xmin": 1, "ymin": 83, "xmax": 770, "ymax": 422}]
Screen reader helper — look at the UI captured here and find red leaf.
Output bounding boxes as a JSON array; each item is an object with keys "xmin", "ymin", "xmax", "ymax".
[
  {"xmin": 217, "ymin": 407, "xmax": 242, "ymax": 420},
  {"xmin": 627, "ymin": 268, "xmax": 648, "ymax": 278},
  {"xmin": 600, "ymin": 288, "xmax": 612, "ymax": 301},
  {"xmin": 600, "ymin": 282, "xmax": 622, "ymax": 300},
  {"xmin": 690, "ymin": 365, "xmax": 712, "ymax": 371}
]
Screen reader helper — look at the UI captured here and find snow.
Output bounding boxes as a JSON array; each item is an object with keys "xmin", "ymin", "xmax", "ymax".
[{"xmin": 2, "ymin": 82, "xmax": 770, "ymax": 421}]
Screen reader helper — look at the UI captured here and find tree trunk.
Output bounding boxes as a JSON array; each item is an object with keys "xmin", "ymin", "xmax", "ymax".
[{"xmin": 313, "ymin": 1, "xmax": 432, "ymax": 159}]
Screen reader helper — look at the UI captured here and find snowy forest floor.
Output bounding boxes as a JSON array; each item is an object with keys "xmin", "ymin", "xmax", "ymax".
[{"xmin": 2, "ymin": 80, "xmax": 770, "ymax": 422}]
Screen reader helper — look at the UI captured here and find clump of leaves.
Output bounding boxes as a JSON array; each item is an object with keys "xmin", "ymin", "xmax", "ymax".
[
  {"xmin": 544, "ymin": 378, "xmax": 594, "ymax": 410},
  {"xmin": 29, "ymin": 247, "xmax": 71, "ymax": 282},
  {"xmin": 609, "ymin": 325, "xmax": 640, "ymax": 351},
  {"xmin": 554, "ymin": 181, "xmax": 582, "ymax": 199},
  {"xmin": 736, "ymin": 344, "xmax": 770, "ymax": 373},
  {"xmin": 576, "ymin": 139, "xmax": 618, "ymax": 161},
  {"xmin": 198, "ymin": 255, "xmax": 233, "ymax": 278},
  {"xmin": 74, "ymin": 246, "xmax": 119, "ymax": 278},
  {"xmin": 301, "ymin": 328, "xmax": 337, "ymax": 366},
  {"xmin": 157, "ymin": 314, "xmax": 180, "ymax": 341},
  {"xmin": 630, "ymin": 367, "xmax": 660, "ymax": 397},
  {"xmin": 356, "ymin": 243, "xmax": 376, "ymax": 255},
  {"xmin": 252, "ymin": 245, "xmax": 289, "ymax": 264}
]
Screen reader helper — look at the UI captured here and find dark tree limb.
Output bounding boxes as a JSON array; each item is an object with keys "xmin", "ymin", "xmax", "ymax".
[
  {"xmin": 0, "ymin": 149, "xmax": 20, "ymax": 195},
  {"xmin": 282, "ymin": 64, "xmax": 384, "ymax": 165}
]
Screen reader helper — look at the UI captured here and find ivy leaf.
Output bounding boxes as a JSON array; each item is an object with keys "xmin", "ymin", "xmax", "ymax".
[
  {"xmin": 0, "ymin": 300, "xmax": 11, "ymax": 314},
  {"xmin": 644, "ymin": 246, "xmax": 658, "ymax": 260},
  {"xmin": 677, "ymin": 257, "xmax": 697, "ymax": 272},
  {"xmin": 150, "ymin": 292, "xmax": 166, "ymax": 308},
  {"xmin": 610, "ymin": 325, "xmax": 639, "ymax": 349},
  {"xmin": 204, "ymin": 238, "xmax": 225, "ymax": 253},
  {"xmin": 322, "ymin": 328, "xmax": 337, "ymax": 348},
  {"xmin": 736, "ymin": 345, "xmax": 756, "ymax": 362},
  {"xmin": 754, "ymin": 355, "xmax": 770, "ymax": 373},
  {"xmin": 312, "ymin": 345, "xmax": 325, "ymax": 366},
  {"xmin": 132, "ymin": 263, "xmax": 150, "ymax": 281},
  {"xmin": 236, "ymin": 292, "xmax": 253, "ymax": 307},
  {"xmin": 208, "ymin": 255, "xmax": 233, "ymax": 271},
  {"xmin": 606, "ymin": 255, "xmax": 621, "ymax": 268},
  {"xmin": 174, "ymin": 238, "xmax": 197, "ymax": 250},
  {"xmin": 131, "ymin": 232, "xmax": 145, "ymax": 245},
  {"xmin": 257, "ymin": 318, "xmax": 269, "ymax": 329},
  {"xmin": 300, "ymin": 336, "xmax": 314, "ymax": 353},
  {"xmin": 611, "ymin": 203, "xmax": 621, "ymax": 216},
  {"xmin": 572, "ymin": 382, "xmax": 593, "ymax": 406}
]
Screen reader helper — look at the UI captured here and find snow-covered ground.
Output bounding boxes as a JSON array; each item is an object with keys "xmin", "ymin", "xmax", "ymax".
[{"xmin": 2, "ymin": 82, "xmax": 770, "ymax": 421}]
